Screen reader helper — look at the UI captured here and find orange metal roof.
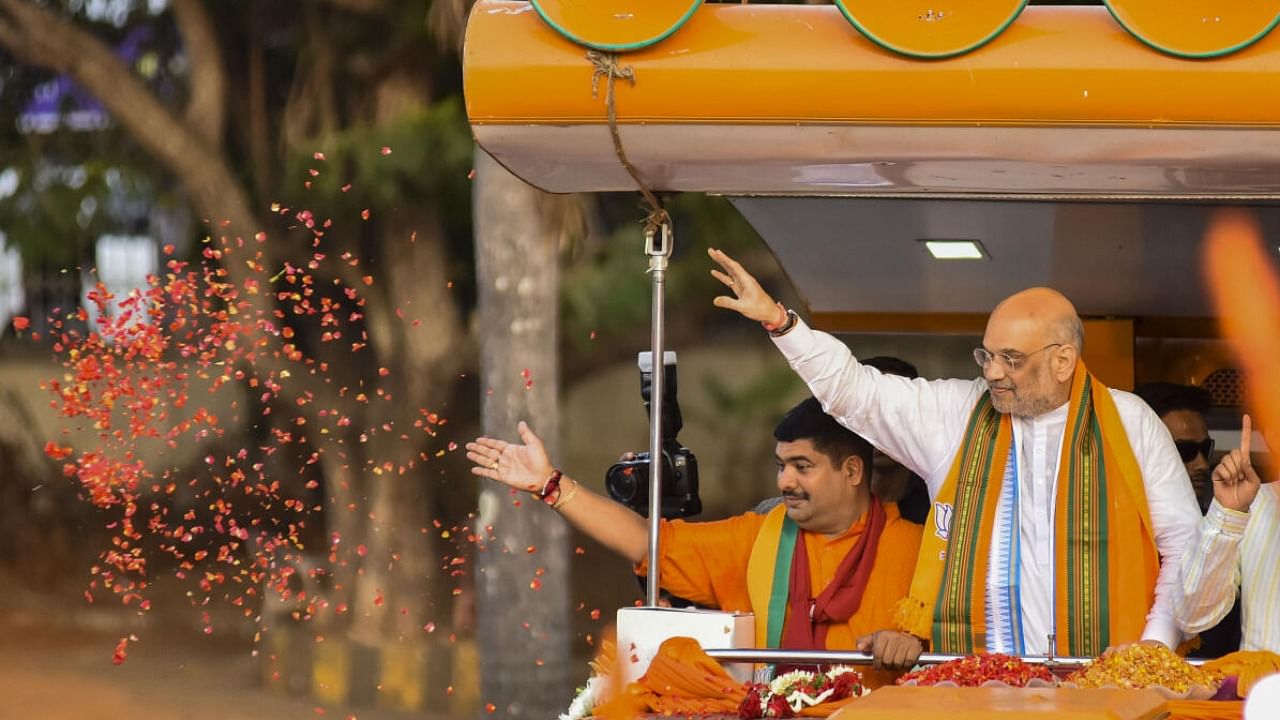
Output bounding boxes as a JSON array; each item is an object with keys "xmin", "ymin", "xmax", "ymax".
[{"xmin": 466, "ymin": 2, "xmax": 1280, "ymax": 127}]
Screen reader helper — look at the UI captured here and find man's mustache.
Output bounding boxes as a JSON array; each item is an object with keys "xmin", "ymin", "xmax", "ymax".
[
  {"xmin": 782, "ymin": 489, "xmax": 810, "ymax": 501},
  {"xmin": 988, "ymin": 381, "xmax": 1015, "ymax": 392}
]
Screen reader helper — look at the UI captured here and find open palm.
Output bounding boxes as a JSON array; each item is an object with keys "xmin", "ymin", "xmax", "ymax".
[{"xmin": 466, "ymin": 421, "xmax": 554, "ymax": 494}]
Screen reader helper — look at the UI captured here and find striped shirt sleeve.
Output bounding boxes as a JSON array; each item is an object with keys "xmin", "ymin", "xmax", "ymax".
[{"xmin": 1175, "ymin": 500, "xmax": 1248, "ymax": 634}]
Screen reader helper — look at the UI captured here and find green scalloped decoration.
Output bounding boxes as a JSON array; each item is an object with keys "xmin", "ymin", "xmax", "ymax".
[
  {"xmin": 530, "ymin": 0, "xmax": 703, "ymax": 53},
  {"xmin": 835, "ymin": 0, "xmax": 1029, "ymax": 60},
  {"xmin": 1103, "ymin": 0, "xmax": 1280, "ymax": 59}
]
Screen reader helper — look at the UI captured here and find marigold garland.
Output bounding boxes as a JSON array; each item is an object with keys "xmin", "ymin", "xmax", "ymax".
[
  {"xmin": 1068, "ymin": 644, "xmax": 1222, "ymax": 694},
  {"xmin": 897, "ymin": 653, "xmax": 1055, "ymax": 687}
]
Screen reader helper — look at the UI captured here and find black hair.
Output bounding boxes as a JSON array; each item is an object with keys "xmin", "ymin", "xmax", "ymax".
[
  {"xmin": 1133, "ymin": 382, "xmax": 1212, "ymax": 419},
  {"xmin": 773, "ymin": 397, "xmax": 874, "ymax": 480},
  {"xmin": 863, "ymin": 356, "xmax": 919, "ymax": 380}
]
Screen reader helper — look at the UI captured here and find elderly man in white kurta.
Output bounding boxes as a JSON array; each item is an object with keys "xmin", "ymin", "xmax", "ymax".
[{"xmin": 708, "ymin": 247, "xmax": 1202, "ymax": 667}]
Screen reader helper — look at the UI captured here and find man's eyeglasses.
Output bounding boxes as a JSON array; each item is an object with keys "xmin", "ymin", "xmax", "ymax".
[
  {"xmin": 1174, "ymin": 438, "xmax": 1215, "ymax": 464},
  {"xmin": 973, "ymin": 343, "xmax": 1064, "ymax": 372}
]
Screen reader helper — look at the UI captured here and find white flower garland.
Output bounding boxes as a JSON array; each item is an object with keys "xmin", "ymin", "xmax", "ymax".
[
  {"xmin": 559, "ymin": 675, "xmax": 604, "ymax": 720},
  {"xmin": 749, "ymin": 665, "xmax": 868, "ymax": 715}
]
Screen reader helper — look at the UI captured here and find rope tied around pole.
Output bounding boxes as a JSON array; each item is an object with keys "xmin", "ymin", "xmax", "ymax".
[{"xmin": 586, "ymin": 49, "xmax": 669, "ymax": 237}]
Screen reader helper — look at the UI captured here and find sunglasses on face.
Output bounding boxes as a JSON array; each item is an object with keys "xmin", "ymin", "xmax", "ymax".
[{"xmin": 1174, "ymin": 438, "xmax": 1215, "ymax": 464}]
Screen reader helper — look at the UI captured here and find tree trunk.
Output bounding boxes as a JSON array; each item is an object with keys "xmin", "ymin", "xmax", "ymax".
[
  {"xmin": 472, "ymin": 149, "xmax": 572, "ymax": 718},
  {"xmin": 1, "ymin": 0, "xmax": 477, "ymax": 709},
  {"xmin": 319, "ymin": 443, "xmax": 366, "ymax": 629},
  {"xmin": 335, "ymin": 66, "xmax": 466, "ymax": 647}
]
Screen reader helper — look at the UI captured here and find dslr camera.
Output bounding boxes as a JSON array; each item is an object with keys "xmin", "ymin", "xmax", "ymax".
[{"xmin": 605, "ymin": 351, "xmax": 701, "ymax": 519}]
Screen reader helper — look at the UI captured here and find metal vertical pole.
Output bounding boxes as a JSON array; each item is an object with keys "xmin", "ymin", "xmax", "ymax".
[{"xmin": 644, "ymin": 221, "xmax": 672, "ymax": 607}]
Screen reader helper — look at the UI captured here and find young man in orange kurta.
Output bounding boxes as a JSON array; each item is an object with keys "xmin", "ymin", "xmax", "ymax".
[{"xmin": 468, "ymin": 397, "xmax": 923, "ymax": 687}]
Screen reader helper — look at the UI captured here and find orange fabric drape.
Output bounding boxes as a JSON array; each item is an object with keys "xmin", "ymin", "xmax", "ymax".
[
  {"xmin": 1201, "ymin": 650, "xmax": 1280, "ymax": 698},
  {"xmin": 594, "ymin": 636, "xmax": 745, "ymax": 717},
  {"xmin": 1163, "ymin": 700, "xmax": 1244, "ymax": 720},
  {"xmin": 595, "ymin": 636, "xmax": 862, "ymax": 718}
]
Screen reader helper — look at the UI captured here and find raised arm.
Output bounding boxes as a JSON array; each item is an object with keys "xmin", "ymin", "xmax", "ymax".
[
  {"xmin": 1175, "ymin": 416, "xmax": 1260, "ymax": 634},
  {"xmin": 467, "ymin": 421, "xmax": 650, "ymax": 564},
  {"xmin": 709, "ymin": 247, "xmax": 978, "ymax": 485}
]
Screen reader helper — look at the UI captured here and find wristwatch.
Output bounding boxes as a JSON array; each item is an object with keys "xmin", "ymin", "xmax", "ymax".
[{"xmin": 768, "ymin": 309, "xmax": 799, "ymax": 337}]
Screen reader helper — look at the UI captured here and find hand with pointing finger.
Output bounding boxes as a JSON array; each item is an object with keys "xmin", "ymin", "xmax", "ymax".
[
  {"xmin": 707, "ymin": 248, "xmax": 787, "ymax": 327},
  {"xmin": 1212, "ymin": 414, "xmax": 1263, "ymax": 513}
]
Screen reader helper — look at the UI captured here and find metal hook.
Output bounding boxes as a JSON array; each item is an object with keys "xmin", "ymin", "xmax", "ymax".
[
  {"xmin": 645, "ymin": 221, "xmax": 672, "ymax": 273},
  {"xmin": 645, "ymin": 221, "xmax": 673, "ymax": 258}
]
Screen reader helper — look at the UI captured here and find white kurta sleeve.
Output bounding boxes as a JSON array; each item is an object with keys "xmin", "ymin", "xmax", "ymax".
[
  {"xmin": 771, "ymin": 318, "xmax": 983, "ymax": 492},
  {"xmin": 1175, "ymin": 501, "xmax": 1247, "ymax": 634},
  {"xmin": 1114, "ymin": 392, "xmax": 1205, "ymax": 648}
]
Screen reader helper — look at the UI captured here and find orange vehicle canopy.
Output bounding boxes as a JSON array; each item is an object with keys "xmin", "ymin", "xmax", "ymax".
[
  {"xmin": 463, "ymin": 1, "xmax": 1280, "ymax": 333},
  {"xmin": 466, "ymin": 1, "xmax": 1280, "ymax": 197}
]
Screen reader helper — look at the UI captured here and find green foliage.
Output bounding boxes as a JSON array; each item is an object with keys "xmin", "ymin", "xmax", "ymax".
[
  {"xmin": 695, "ymin": 361, "xmax": 806, "ymax": 510},
  {"xmin": 560, "ymin": 193, "xmax": 764, "ymax": 352},
  {"xmin": 0, "ymin": 150, "xmax": 160, "ymax": 268},
  {"xmin": 283, "ymin": 97, "xmax": 471, "ymax": 207},
  {"xmin": 280, "ymin": 97, "xmax": 473, "ymax": 234},
  {"xmin": 698, "ymin": 362, "xmax": 803, "ymax": 425}
]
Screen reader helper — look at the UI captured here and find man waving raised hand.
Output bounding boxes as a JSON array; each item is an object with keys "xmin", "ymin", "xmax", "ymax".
[{"xmin": 709, "ymin": 246, "xmax": 1202, "ymax": 658}]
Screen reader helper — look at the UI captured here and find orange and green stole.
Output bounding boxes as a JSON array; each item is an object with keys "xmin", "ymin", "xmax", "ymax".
[
  {"xmin": 746, "ymin": 502, "xmax": 884, "ymax": 652},
  {"xmin": 894, "ymin": 362, "xmax": 1160, "ymax": 656}
]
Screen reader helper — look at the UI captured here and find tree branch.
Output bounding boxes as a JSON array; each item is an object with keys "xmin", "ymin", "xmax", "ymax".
[
  {"xmin": 427, "ymin": 0, "xmax": 475, "ymax": 53},
  {"xmin": 0, "ymin": 0, "xmax": 280, "ymax": 369},
  {"xmin": 0, "ymin": 18, "xmax": 19, "ymax": 58},
  {"xmin": 245, "ymin": 11, "xmax": 273, "ymax": 196},
  {"xmin": 305, "ymin": 4, "xmax": 340, "ymax": 137},
  {"xmin": 0, "ymin": 0, "xmax": 252, "ymax": 234},
  {"xmin": 170, "ymin": 0, "xmax": 226, "ymax": 146},
  {"xmin": 314, "ymin": 0, "xmax": 385, "ymax": 15},
  {"xmin": 0, "ymin": 2, "xmax": 72, "ymax": 70}
]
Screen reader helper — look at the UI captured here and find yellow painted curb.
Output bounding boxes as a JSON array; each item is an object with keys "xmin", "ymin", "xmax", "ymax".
[{"xmin": 310, "ymin": 636, "xmax": 351, "ymax": 706}]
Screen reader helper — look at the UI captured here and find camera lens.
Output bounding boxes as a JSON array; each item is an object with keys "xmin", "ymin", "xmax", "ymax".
[{"xmin": 605, "ymin": 462, "xmax": 645, "ymax": 504}]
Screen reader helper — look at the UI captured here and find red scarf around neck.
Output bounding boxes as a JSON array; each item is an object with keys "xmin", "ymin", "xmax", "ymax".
[{"xmin": 780, "ymin": 497, "xmax": 886, "ymax": 651}]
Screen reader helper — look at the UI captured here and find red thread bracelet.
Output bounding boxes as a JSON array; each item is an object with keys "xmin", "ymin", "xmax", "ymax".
[{"xmin": 538, "ymin": 469, "xmax": 563, "ymax": 503}]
